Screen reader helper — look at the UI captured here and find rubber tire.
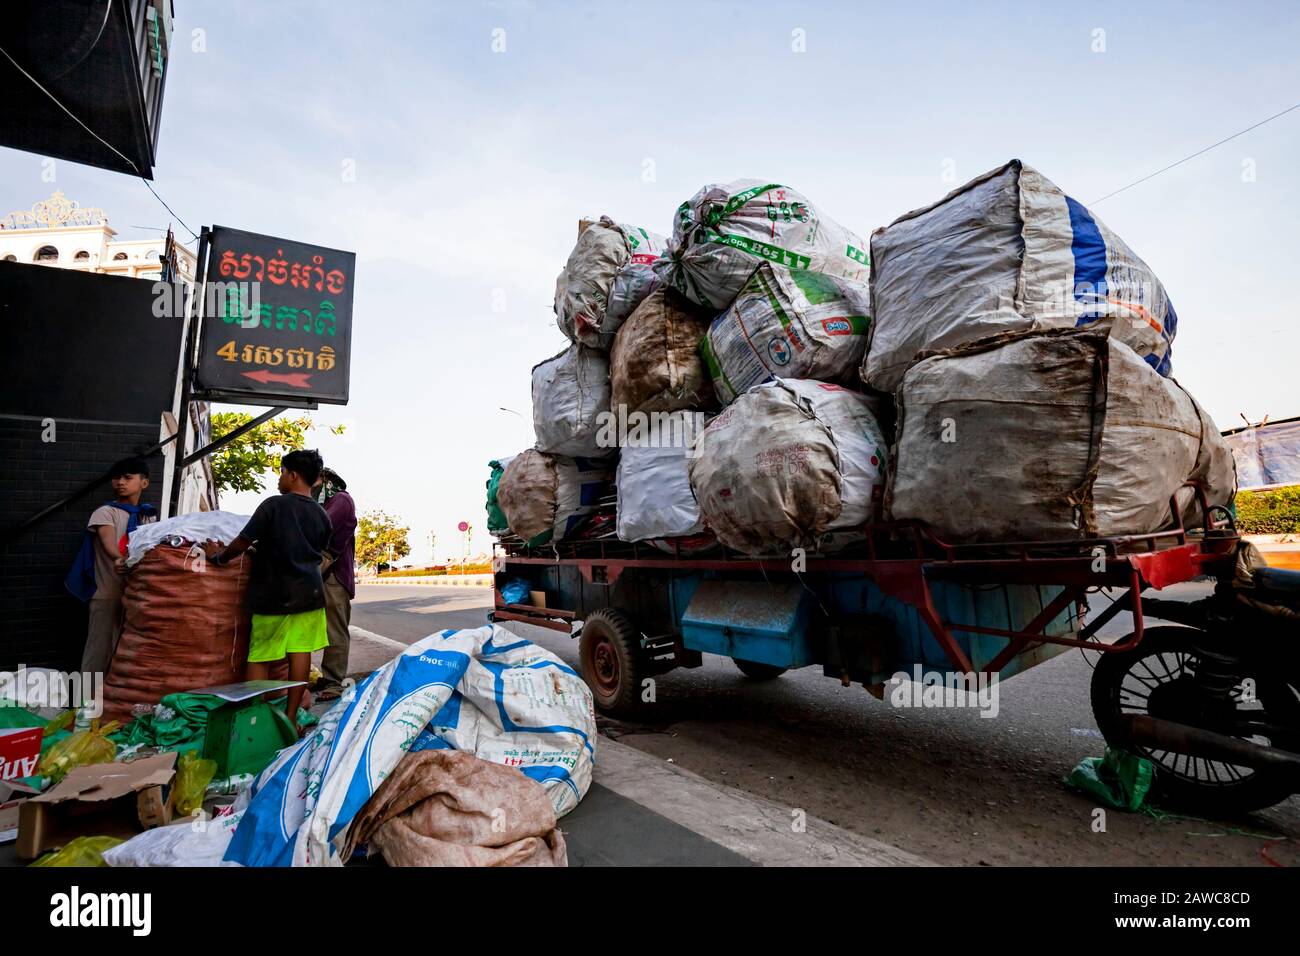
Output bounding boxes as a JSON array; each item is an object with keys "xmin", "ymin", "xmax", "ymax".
[
  {"xmin": 733, "ymin": 658, "xmax": 788, "ymax": 680},
  {"xmin": 578, "ymin": 608, "xmax": 646, "ymax": 717},
  {"xmin": 1090, "ymin": 626, "xmax": 1297, "ymax": 815}
]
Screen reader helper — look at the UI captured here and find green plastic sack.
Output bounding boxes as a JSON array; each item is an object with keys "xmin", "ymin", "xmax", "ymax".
[
  {"xmin": 29, "ymin": 835, "xmax": 123, "ymax": 867},
  {"xmin": 174, "ymin": 751, "xmax": 219, "ymax": 816},
  {"xmin": 38, "ymin": 721, "xmax": 120, "ymax": 784},
  {"xmin": 486, "ymin": 459, "xmax": 511, "ymax": 534},
  {"xmin": 1067, "ymin": 746, "xmax": 1155, "ymax": 811},
  {"xmin": 112, "ymin": 693, "xmax": 225, "ymax": 751},
  {"xmin": 0, "ymin": 706, "xmax": 47, "ymax": 731}
]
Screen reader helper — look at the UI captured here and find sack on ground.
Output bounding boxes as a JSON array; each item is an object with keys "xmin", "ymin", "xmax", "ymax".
[
  {"xmin": 655, "ymin": 179, "xmax": 869, "ymax": 310},
  {"xmin": 610, "ymin": 287, "xmax": 715, "ymax": 415},
  {"xmin": 531, "ymin": 343, "xmax": 610, "ymax": 458},
  {"xmin": 886, "ymin": 329, "xmax": 1235, "ymax": 542},
  {"xmin": 864, "ymin": 159, "xmax": 1178, "ymax": 391},
  {"xmin": 555, "ymin": 217, "xmax": 667, "ymax": 349},
  {"xmin": 701, "ymin": 262, "xmax": 871, "ymax": 405},
  {"xmin": 496, "ymin": 449, "xmax": 613, "ymax": 545},
  {"xmin": 688, "ymin": 379, "xmax": 888, "ymax": 555}
]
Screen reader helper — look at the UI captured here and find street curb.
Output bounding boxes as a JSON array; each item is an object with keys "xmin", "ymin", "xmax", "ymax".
[
  {"xmin": 347, "ymin": 624, "xmax": 411, "ymax": 651},
  {"xmin": 592, "ymin": 735, "xmax": 934, "ymax": 867}
]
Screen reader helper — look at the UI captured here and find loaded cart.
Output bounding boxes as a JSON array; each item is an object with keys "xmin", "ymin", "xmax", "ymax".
[{"xmin": 492, "ymin": 492, "xmax": 1300, "ymax": 813}]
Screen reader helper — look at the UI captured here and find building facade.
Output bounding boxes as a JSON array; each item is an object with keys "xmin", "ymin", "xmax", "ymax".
[{"xmin": 0, "ymin": 191, "xmax": 216, "ymax": 515}]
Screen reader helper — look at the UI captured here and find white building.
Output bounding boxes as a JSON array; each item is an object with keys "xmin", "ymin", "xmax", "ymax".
[{"xmin": 0, "ymin": 191, "xmax": 216, "ymax": 515}]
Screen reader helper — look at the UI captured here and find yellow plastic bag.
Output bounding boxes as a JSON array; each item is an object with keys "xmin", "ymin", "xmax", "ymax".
[
  {"xmin": 173, "ymin": 751, "xmax": 218, "ymax": 816},
  {"xmin": 29, "ymin": 835, "xmax": 123, "ymax": 867},
  {"xmin": 38, "ymin": 720, "xmax": 121, "ymax": 784}
]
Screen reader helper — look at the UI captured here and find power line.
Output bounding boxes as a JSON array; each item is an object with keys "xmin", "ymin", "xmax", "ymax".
[
  {"xmin": 0, "ymin": 40, "xmax": 200, "ymax": 241},
  {"xmin": 1091, "ymin": 100, "xmax": 1300, "ymax": 205}
]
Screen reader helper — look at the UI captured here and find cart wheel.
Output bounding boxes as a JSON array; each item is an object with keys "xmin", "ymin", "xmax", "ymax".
[
  {"xmin": 578, "ymin": 608, "xmax": 646, "ymax": 717},
  {"xmin": 1090, "ymin": 626, "xmax": 1300, "ymax": 814},
  {"xmin": 733, "ymin": 658, "xmax": 788, "ymax": 680}
]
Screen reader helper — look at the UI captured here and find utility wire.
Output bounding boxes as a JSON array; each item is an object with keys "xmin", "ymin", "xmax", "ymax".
[
  {"xmin": 0, "ymin": 40, "xmax": 200, "ymax": 241},
  {"xmin": 1091, "ymin": 100, "xmax": 1300, "ymax": 205}
]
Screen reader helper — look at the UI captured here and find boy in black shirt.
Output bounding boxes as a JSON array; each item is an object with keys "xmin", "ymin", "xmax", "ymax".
[{"xmin": 207, "ymin": 449, "xmax": 333, "ymax": 732}]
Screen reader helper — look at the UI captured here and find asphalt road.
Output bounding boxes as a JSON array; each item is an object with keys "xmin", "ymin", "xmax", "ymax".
[{"xmin": 353, "ymin": 583, "xmax": 1300, "ymax": 866}]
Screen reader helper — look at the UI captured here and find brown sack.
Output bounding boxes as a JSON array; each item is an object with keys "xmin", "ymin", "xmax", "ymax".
[
  {"xmin": 344, "ymin": 749, "xmax": 567, "ymax": 867},
  {"xmin": 102, "ymin": 545, "xmax": 253, "ymax": 722},
  {"xmin": 610, "ymin": 287, "xmax": 715, "ymax": 415}
]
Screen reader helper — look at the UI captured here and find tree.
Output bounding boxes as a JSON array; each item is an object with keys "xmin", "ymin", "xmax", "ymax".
[
  {"xmin": 356, "ymin": 510, "xmax": 411, "ymax": 572},
  {"xmin": 208, "ymin": 411, "xmax": 344, "ymax": 494}
]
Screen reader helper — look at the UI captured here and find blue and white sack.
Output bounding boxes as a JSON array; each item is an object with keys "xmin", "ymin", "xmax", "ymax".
[
  {"xmin": 221, "ymin": 626, "xmax": 595, "ymax": 866},
  {"xmin": 863, "ymin": 159, "xmax": 1178, "ymax": 391}
]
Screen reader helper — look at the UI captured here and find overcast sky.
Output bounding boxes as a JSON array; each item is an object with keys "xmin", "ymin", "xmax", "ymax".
[{"xmin": 2, "ymin": 0, "xmax": 1297, "ymax": 562}]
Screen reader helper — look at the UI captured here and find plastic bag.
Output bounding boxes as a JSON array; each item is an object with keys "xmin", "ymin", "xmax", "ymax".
[
  {"xmin": 173, "ymin": 751, "xmax": 219, "ymax": 817},
  {"xmin": 29, "ymin": 835, "xmax": 124, "ymax": 867},
  {"xmin": 1066, "ymin": 746, "xmax": 1155, "ymax": 811},
  {"xmin": 38, "ymin": 720, "xmax": 120, "ymax": 784},
  {"xmin": 500, "ymin": 578, "xmax": 531, "ymax": 605}
]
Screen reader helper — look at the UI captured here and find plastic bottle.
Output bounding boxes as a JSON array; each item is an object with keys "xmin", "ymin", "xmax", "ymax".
[{"xmin": 205, "ymin": 773, "xmax": 255, "ymax": 796}]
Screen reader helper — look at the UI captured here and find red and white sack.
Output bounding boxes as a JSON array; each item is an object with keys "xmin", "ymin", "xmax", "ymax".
[{"xmin": 554, "ymin": 217, "xmax": 667, "ymax": 349}]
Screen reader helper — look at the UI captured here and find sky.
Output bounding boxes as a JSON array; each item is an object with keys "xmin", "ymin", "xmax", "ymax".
[{"xmin": 2, "ymin": 0, "xmax": 1298, "ymax": 563}]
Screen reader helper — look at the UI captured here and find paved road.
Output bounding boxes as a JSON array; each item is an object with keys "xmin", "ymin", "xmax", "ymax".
[{"xmin": 353, "ymin": 583, "xmax": 1300, "ymax": 866}]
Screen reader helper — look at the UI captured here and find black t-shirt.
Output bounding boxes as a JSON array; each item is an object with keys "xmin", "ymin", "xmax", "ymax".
[{"xmin": 239, "ymin": 493, "xmax": 333, "ymax": 615}]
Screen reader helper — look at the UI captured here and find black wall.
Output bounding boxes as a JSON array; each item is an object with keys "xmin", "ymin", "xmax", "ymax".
[{"xmin": 0, "ymin": 261, "xmax": 183, "ymax": 670}]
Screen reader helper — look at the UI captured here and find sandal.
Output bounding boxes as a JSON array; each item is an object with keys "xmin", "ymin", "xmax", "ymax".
[{"xmin": 315, "ymin": 687, "xmax": 343, "ymax": 702}]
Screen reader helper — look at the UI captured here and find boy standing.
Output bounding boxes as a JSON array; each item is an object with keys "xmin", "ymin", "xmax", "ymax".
[
  {"xmin": 68, "ymin": 456, "xmax": 158, "ymax": 675},
  {"xmin": 207, "ymin": 449, "xmax": 332, "ymax": 732}
]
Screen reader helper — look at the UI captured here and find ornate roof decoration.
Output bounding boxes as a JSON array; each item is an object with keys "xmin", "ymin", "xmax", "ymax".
[{"xmin": 1, "ymin": 191, "xmax": 109, "ymax": 230}]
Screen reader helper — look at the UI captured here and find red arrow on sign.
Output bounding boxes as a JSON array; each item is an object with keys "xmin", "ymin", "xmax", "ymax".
[{"xmin": 241, "ymin": 369, "xmax": 313, "ymax": 389}]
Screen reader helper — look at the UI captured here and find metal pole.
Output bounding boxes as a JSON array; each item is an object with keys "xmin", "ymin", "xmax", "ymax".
[{"xmin": 170, "ymin": 226, "xmax": 210, "ymax": 518}]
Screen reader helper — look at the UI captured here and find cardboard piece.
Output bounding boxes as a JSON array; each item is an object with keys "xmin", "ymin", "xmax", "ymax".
[
  {"xmin": 529, "ymin": 590, "xmax": 548, "ymax": 608},
  {"xmin": 0, "ymin": 779, "xmax": 40, "ymax": 844},
  {"xmin": 0, "ymin": 726, "xmax": 43, "ymax": 781},
  {"xmin": 16, "ymin": 751, "xmax": 176, "ymax": 859}
]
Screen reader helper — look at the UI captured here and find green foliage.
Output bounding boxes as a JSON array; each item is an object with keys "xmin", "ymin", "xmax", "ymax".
[
  {"xmin": 208, "ymin": 412, "xmax": 345, "ymax": 495},
  {"xmin": 356, "ymin": 510, "xmax": 411, "ymax": 571},
  {"xmin": 1234, "ymin": 486, "xmax": 1300, "ymax": 535}
]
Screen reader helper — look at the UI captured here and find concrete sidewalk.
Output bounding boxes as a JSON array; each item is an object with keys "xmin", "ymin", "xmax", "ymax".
[{"xmin": 336, "ymin": 625, "xmax": 930, "ymax": 867}]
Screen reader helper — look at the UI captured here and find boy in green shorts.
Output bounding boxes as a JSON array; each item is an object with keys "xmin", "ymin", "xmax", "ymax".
[{"xmin": 207, "ymin": 449, "xmax": 333, "ymax": 733}]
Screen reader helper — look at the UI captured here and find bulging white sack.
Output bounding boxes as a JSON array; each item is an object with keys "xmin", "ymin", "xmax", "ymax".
[
  {"xmin": 688, "ymin": 379, "xmax": 888, "ymax": 555},
  {"xmin": 616, "ymin": 410, "xmax": 705, "ymax": 542},
  {"xmin": 701, "ymin": 263, "xmax": 871, "ymax": 405},
  {"xmin": 655, "ymin": 180, "xmax": 870, "ymax": 310},
  {"xmin": 864, "ymin": 159, "xmax": 1179, "ymax": 391},
  {"xmin": 886, "ymin": 330, "xmax": 1235, "ymax": 542},
  {"xmin": 555, "ymin": 217, "xmax": 667, "ymax": 349},
  {"xmin": 531, "ymin": 343, "xmax": 610, "ymax": 458}
]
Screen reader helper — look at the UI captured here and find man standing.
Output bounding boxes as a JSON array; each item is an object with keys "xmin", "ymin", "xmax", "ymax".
[{"xmin": 314, "ymin": 467, "xmax": 356, "ymax": 701}]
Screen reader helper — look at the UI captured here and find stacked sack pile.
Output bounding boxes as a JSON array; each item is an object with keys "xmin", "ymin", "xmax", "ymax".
[{"xmin": 488, "ymin": 163, "xmax": 1235, "ymax": 556}]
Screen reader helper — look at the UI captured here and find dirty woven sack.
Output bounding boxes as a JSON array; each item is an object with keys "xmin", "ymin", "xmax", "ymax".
[
  {"xmin": 689, "ymin": 380, "xmax": 889, "ymax": 555},
  {"xmin": 655, "ymin": 179, "xmax": 869, "ymax": 310},
  {"xmin": 555, "ymin": 216, "xmax": 667, "ymax": 349},
  {"xmin": 701, "ymin": 262, "xmax": 872, "ymax": 405},
  {"xmin": 343, "ymin": 749, "xmax": 566, "ymax": 866},
  {"xmin": 531, "ymin": 343, "xmax": 610, "ymax": 458},
  {"xmin": 496, "ymin": 449, "xmax": 612, "ymax": 545},
  {"xmin": 610, "ymin": 287, "xmax": 715, "ymax": 415},
  {"xmin": 864, "ymin": 159, "xmax": 1179, "ymax": 391},
  {"xmin": 104, "ymin": 537, "xmax": 253, "ymax": 723},
  {"xmin": 886, "ymin": 329, "xmax": 1236, "ymax": 542}
]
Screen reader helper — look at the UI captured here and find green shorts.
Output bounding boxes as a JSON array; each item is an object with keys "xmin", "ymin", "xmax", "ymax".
[{"xmin": 249, "ymin": 609, "xmax": 328, "ymax": 662}]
